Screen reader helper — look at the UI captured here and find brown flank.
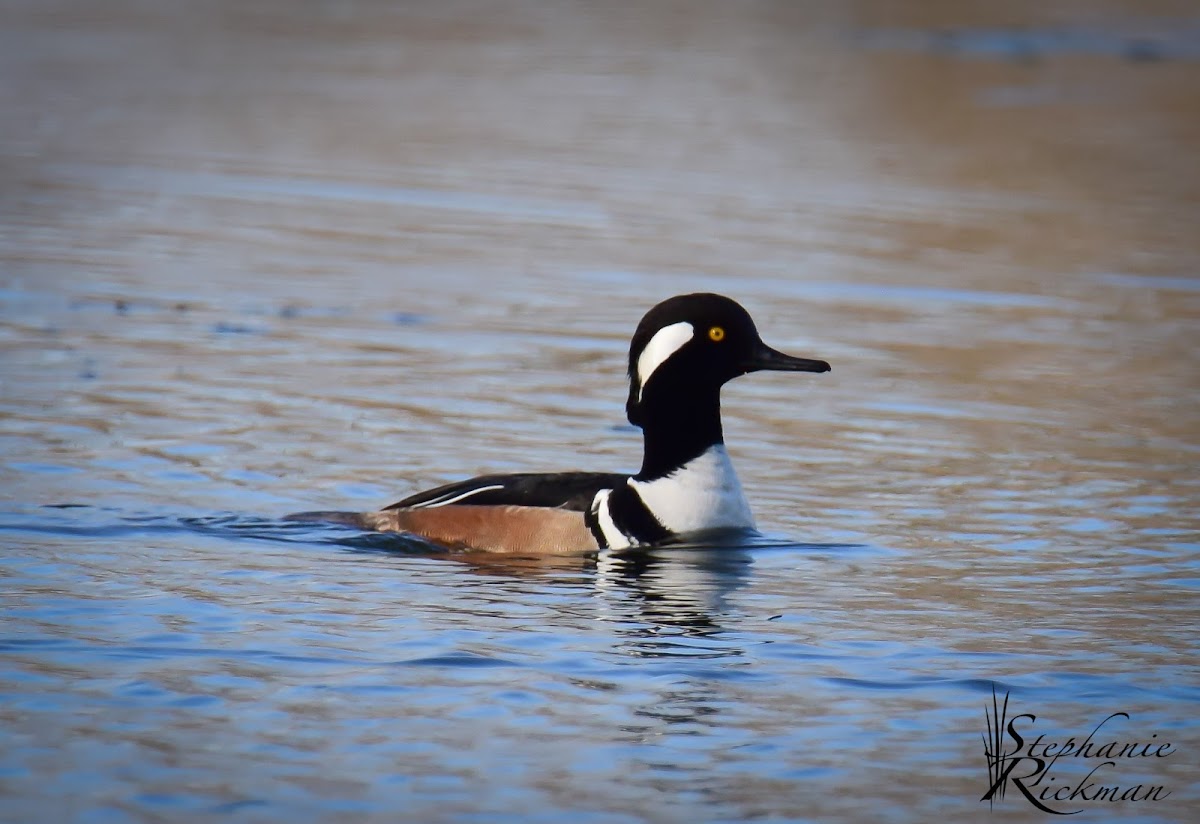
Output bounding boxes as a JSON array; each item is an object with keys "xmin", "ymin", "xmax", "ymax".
[{"xmin": 355, "ymin": 505, "xmax": 600, "ymax": 554}]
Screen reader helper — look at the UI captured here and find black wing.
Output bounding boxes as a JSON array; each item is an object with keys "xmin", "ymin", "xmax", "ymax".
[{"xmin": 382, "ymin": 472, "xmax": 627, "ymax": 513}]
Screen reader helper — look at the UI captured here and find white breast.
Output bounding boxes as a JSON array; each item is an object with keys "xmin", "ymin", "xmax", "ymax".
[{"xmin": 628, "ymin": 445, "xmax": 756, "ymax": 535}]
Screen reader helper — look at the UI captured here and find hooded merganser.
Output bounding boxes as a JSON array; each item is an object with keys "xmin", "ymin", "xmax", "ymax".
[{"xmin": 290, "ymin": 293, "xmax": 830, "ymax": 553}]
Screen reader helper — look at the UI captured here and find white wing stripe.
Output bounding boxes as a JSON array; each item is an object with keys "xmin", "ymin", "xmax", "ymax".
[{"xmin": 414, "ymin": 484, "xmax": 505, "ymax": 508}]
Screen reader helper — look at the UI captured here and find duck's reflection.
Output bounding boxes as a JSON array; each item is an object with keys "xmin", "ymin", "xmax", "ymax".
[
  {"xmin": 449, "ymin": 540, "xmax": 756, "ymax": 658},
  {"xmin": 206, "ymin": 515, "xmax": 758, "ymax": 657},
  {"xmin": 595, "ymin": 545, "xmax": 753, "ymax": 635}
]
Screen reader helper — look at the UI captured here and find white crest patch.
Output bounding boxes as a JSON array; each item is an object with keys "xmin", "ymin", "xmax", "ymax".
[
  {"xmin": 628, "ymin": 445, "xmax": 755, "ymax": 535},
  {"xmin": 635, "ymin": 321, "xmax": 694, "ymax": 401}
]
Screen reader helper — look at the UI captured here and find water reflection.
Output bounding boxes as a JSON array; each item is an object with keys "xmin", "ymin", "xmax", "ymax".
[
  {"xmin": 191, "ymin": 512, "xmax": 753, "ymax": 644},
  {"xmin": 186, "ymin": 512, "xmax": 766, "ymax": 657},
  {"xmin": 596, "ymin": 546, "xmax": 752, "ymax": 640}
]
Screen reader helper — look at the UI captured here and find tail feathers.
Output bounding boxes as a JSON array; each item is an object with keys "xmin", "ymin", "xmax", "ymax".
[{"xmin": 284, "ymin": 510, "xmax": 394, "ymax": 530}]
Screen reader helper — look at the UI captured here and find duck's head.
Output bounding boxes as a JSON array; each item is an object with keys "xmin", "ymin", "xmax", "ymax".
[{"xmin": 625, "ymin": 293, "xmax": 830, "ymax": 428}]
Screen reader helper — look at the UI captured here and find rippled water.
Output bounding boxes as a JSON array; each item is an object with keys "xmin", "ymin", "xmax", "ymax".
[{"xmin": 2, "ymin": 1, "xmax": 1198, "ymax": 822}]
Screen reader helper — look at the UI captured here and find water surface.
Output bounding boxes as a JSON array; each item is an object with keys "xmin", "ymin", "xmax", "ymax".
[{"xmin": 2, "ymin": 1, "xmax": 1198, "ymax": 821}]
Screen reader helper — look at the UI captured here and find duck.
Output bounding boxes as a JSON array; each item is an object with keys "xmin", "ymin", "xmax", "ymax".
[{"xmin": 289, "ymin": 293, "xmax": 830, "ymax": 553}]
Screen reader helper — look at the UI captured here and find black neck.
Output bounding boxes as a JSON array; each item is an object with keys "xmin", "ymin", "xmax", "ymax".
[{"xmin": 634, "ymin": 385, "xmax": 724, "ymax": 480}]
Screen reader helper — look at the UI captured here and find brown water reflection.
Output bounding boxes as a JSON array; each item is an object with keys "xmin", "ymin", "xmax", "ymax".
[{"xmin": 1, "ymin": 1, "xmax": 1197, "ymax": 821}]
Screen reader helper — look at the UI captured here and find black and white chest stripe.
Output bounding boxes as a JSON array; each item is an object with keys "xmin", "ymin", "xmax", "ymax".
[
  {"xmin": 586, "ymin": 484, "xmax": 669, "ymax": 549},
  {"xmin": 586, "ymin": 445, "xmax": 756, "ymax": 549}
]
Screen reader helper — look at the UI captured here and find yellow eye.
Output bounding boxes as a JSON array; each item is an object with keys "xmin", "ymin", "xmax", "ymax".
[{"xmin": 708, "ymin": 326, "xmax": 725, "ymax": 342}]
